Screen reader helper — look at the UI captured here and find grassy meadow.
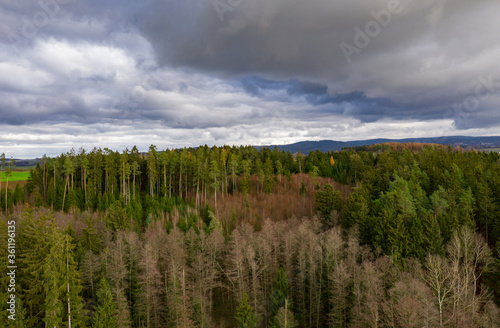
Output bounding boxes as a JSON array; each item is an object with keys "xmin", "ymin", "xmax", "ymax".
[{"xmin": 1, "ymin": 170, "xmax": 31, "ymax": 182}]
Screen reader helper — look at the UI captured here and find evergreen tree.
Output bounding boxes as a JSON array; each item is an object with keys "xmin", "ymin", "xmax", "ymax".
[
  {"xmin": 147, "ymin": 145, "xmax": 158, "ymax": 198},
  {"xmin": 235, "ymin": 292, "xmax": 257, "ymax": 328},
  {"xmin": 271, "ymin": 300, "xmax": 298, "ymax": 328},
  {"xmin": 315, "ymin": 184, "xmax": 342, "ymax": 229},
  {"xmin": 269, "ymin": 268, "xmax": 292, "ymax": 328},
  {"xmin": 43, "ymin": 232, "xmax": 65, "ymax": 327},
  {"xmin": 270, "ymin": 268, "xmax": 290, "ymax": 317},
  {"xmin": 62, "ymin": 155, "xmax": 75, "ymax": 211},
  {"xmin": 4, "ymin": 157, "xmax": 13, "ymax": 211},
  {"xmin": 0, "ymin": 153, "xmax": 4, "ymax": 213},
  {"xmin": 131, "ymin": 160, "xmax": 140, "ymax": 200},
  {"xmin": 92, "ymin": 277, "xmax": 118, "ymax": 328}
]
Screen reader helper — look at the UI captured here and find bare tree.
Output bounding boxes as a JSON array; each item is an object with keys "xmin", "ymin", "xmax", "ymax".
[
  {"xmin": 447, "ymin": 226, "xmax": 492, "ymax": 325},
  {"xmin": 423, "ymin": 254, "xmax": 452, "ymax": 327},
  {"xmin": 138, "ymin": 243, "xmax": 163, "ymax": 328},
  {"xmin": 106, "ymin": 231, "xmax": 132, "ymax": 327},
  {"xmin": 351, "ymin": 261, "xmax": 384, "ymax": 328}
]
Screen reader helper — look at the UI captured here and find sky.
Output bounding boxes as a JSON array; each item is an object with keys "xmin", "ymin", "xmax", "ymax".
[{"xmin": 1, "ymin": 0, "xmax": 500, "ymax": 158}]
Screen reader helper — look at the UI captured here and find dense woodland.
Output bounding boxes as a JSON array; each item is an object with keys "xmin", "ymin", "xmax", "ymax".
[{"xmin": 1, "ymin": 143, "xmax": 500, "ymax": 327}]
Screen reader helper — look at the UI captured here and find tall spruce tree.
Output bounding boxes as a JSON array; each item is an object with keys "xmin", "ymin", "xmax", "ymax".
[
  {"xmin": 235, "ymin": 292, "xmax": 257, "ymax": 328},
  {"xmin": 92, "ymin": 277, "xmax": 118, "ymax": 328}
]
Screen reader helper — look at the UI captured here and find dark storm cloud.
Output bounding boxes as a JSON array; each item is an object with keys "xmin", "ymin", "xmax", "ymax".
[
  {"xmin": 238, "ymin": 76, "xmax": 412, "ymax": 122},
  {"xmin": 124, "ymin": 0, "xmax": 500, "ymax": 128}
]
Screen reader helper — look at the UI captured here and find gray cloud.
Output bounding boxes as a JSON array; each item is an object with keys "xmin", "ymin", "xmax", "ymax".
[
  {"xmin": 129, "ymin": 0, "xmax": 500, "ymax": 124},
  {"xmin": 0, "ymin": 0, "xmax": 499, "ymax": 156}
]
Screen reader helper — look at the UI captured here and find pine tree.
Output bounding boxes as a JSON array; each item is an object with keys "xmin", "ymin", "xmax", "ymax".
[
  {"xmin": 43, "ymin": 232, "xmax": 65, "ymax": 327},
  {"xmin": 269, "ymin": 268, "xmax": 292, "ymax": 327},
  {"xmin": 4, "ymin": 157, "xmax": 14, "ymax": 212},
  {"xmin": 270, "ymin": 268, "xmax": 290, "ymax": 318},
  {"xmin": 92, "ymin": 277, "xmax": 118, "ymax": 328},
  {"xmin": 131, "ymin": 161, "xmax": 140, "ymax": 201},
  {"xmin": 147, "ymin": 145, "xmax": 158, "ymax": 198},
  {"xmin": 343, "ymin": 186, "xmax": 370, "ymax": 232},
  {"xmin": 120, "ymin": 151, "xmax": 130, "ymax": 205},
  {"xmin": 229, "ymin": 153, "xmax": 239, "ymax": 193},
  {"xmin": 18, "ymin": 209, "xmax": 57, "ymax": 326},
  {"xmin": 271, "ymin": 299, "xmax": 298, "ymax": 328},
  {"xmin": 8, "ymin": 298, "xmax": 29, "ymax": 328},
  {"xmin": 137, "ymin": 243, "xmax": 162, "ymax": 328},
  {"xmin": 64, "ymin": 232, "xmax": 88, "ymax": 327},
  {"xmin": 209, "ymin": 151, "xmax": 219, "ymax": 211},
  {"xmin": 0, "ymin": 153, "xmax": 4, "ymax": 213},
  {"xmin": 235, "ymin": 292, "xmax": 257, "ymax": 328},
  {"xmin": 62, "ymin": 155, "xmax": 75, "ymax": 211},
  {"xmin": 315, "ymin": 184, "xmax": 342, "ymax": 230},
  {"xmin": 105, "ymin": 232, "xmax": 132, "ymax": 328},
  {"xmin": 81, "ymin": 153, "xmax": 89, "ymax": 207}
]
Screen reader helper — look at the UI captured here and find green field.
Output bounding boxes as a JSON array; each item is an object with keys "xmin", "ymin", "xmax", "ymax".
[{"xmin": 1, "ymin": 171, "xmax": 30, "ymax": 182}]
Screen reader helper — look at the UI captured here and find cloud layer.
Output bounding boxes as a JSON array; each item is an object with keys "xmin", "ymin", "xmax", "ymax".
[{"xmin": 1, "ymin": 0, "xmax": 499, "ymax": 157}]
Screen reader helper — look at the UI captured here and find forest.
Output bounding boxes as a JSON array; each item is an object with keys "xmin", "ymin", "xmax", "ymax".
[{"xmin": 1, "ymin": 143, "xmax": 500, "ymax": 327}]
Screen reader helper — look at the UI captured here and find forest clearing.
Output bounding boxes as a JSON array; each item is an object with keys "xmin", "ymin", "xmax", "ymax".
[{"xmin": 0, "ymin": 170, "xmax": 30, "ymax": 183}]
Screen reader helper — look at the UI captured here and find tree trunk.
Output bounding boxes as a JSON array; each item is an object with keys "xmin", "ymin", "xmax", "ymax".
[
  {"xmin": 179, "ymin": 164, "xmax": 182, "ymax": 199},
  {"xmin": 196, "ymin": 176, "xmax": 199, "ymax": 210},
  {"xmin": 62, "ymin": 175, "xmax": 69, "ymax": 211},
  {"xmin": 132, "ymin": 173, "xmax": 135, "ymax": 200},
  {"xmin": 105, "ymin": 166, "xmax": 108, "ymax": 194},
  {"xmin": 53, "ymin": 163, "xmax": 56, "ymax": 209},
  {"xmin": 67, "ymin": 239, "xmax": 72, "ymax": 328},
  {"xmin": 232, "ymin": 167, "xmax": 235, "ymax": 194},
  {"xmin": 0, "ymin": 168, "xmax": 2, "ymax": 214},
  {"xmin": 82, "ymin": 167, "xmax": 86, "ymax": 205},
  {"xmin": 214, "ymin": 174, "xmax": 217, "ymax": 213},
  {"xmin": 5, "ymin": 176, "xmax": 8, "ymax": 211},
  {"xmin": 43, "ymin": 160, "xmax": 46, "ymax": 201},
  {"xmin": 164, "ymin": 165, "xmax": 167, "ymax": 199}
]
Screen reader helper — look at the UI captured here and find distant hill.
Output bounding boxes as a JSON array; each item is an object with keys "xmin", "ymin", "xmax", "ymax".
[
  {"xmin": 257, "ymin": 136, "xmax": 500, "ymax": 153},
  {"xmin": 6, "ymin": 158, "xmax": 40, "ymax": 167}
]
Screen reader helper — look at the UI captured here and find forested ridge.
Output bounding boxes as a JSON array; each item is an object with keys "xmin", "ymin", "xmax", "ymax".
[{"xmin": 1, "ymin": 143, "xmax": 500, "ymax": 327}]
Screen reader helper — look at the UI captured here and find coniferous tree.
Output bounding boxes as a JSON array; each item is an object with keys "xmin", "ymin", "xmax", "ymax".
[
  {"xmin": 0, "ymin": 153, "xmax": 4, "ymax": 213},
  {"xmin": 105, "ymin": 232, "xmax": 132, "ymax": 328},
  {"xmin": 62, "ymin": 155, "xmax": 74, "ymax": 211},
  {"xmin": 4, "ymin": 157, "xmax": 13, "ymax": 212},
  {"xmin": 315, "ymin": 184, "xmax": 342, "ymax": 230},
  {"xmin": 269, "ymin": 268, "xmax": 291, "ymax": 327},
  {"xmin": 92, "ymin": 277, "xmax": 118, "ymax": 328},
  {"xmin": 79, "ymin": 216, "xmax": 101, "ymax": 299},
  {"xmin": 137, "ymin": 242, "xmax": 162, "ymax": 328},
  {"xmin": 229, "ymin": 152, "xmax": 239, "ymax": 193},
  {"xmin": 272, "ymin": 299, "xmax": 298, "ymax": 328},
  {"xmin": 235, "ymin": 292, "xmax": 257, "ymax": 328},
  {"xmin": 81, "ymin": 153, "xmax": 89, "ymax": 207},
  {"xmin": 131, "ymin": 160, "xmax": 140, "ymax": 201},
  {"xmin": 147, "ymin": 145, "xmax": 158, "ymax": 199},
  {"xmin": 18, "ymin": 209, "xmax": 59, "ymax": 326}
]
